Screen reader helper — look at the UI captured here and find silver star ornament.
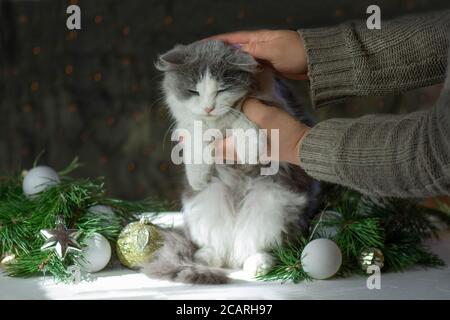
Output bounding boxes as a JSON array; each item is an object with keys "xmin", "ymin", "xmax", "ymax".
[{"xmin": 40, "ymin": 218, "xmax": 82, "ymax": 259}]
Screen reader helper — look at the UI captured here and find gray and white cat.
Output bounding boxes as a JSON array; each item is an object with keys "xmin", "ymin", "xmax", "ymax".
[{"xmin": 141, "ymin": 40, "xmax": 319, "ymax": 284}]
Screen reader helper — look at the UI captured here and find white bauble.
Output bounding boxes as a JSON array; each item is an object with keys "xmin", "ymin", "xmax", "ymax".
[
  {"xmin": 22, "ymin": 166, "xmax": 60, "ymax": 197},
  {"xmin": 301, "ymin": 238, "xmax": 342, "ymax": 280},
  {"xmin": 87, "ymin": 205, "xmax": 119, "ymax": 226},
  {"xmin": 80, "ymin": 233, "xmax": 111, "ymax": 273},
  {"xmin": 88, "ymin": 205, "xmax": 115, "ymax": 217}
]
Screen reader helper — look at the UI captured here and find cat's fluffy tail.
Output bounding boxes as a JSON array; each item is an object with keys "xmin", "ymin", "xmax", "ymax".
[{"xmin": 140, "ymin": 228, "xmax": 229, "ymax": 284}]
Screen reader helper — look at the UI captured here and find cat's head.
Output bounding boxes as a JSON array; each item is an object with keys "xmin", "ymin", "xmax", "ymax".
[{"xmin": 156, "ymin": 40, "xmax": 258, "ymax": 120}]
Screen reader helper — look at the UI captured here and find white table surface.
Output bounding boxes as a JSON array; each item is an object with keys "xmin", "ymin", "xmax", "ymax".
[{"xmin": 1, "ymin": 213, "xmax": 450, "ymax": 300}]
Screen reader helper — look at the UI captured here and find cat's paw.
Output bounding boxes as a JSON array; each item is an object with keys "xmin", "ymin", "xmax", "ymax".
[
  {"xmin": 194, "ymin": 247, "xmax": 222, "ymax": 267},
  {"xmin": 243, "ymin": 253, "xmax": 274, "ymax": 277}
]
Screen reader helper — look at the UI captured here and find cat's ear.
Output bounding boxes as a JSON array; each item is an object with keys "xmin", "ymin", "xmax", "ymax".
[
  {"xmin": 231, "ymin": 51, "xmax": 259, "ymax": 73},
  {"xmin": 156, "ymin": 45, "xmax": 188, "ymax": 71}
]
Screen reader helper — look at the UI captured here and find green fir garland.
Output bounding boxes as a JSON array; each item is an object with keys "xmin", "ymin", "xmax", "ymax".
[
  {"xmin": 1, "ymin": 158, "xmax": 449, "ymax": 284},
  {"xmin": 258, "ymin": 184, "xmax": 450, "ymax": 283},
  {"xmin": 0, "ymin": 158, "xmax": 176, "ymax": 282}
]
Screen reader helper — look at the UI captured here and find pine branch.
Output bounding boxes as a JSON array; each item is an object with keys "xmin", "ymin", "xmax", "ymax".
[
  {"xmin": 0, "ymin": 185, "xmax": 35, "ymax": 255},
  {"xmin": 257, "ymin": 238, "xmax": 313, "ymax": 283},
  {"xmin": 335, "ymin": 217, "xmax": 384, "ymax": 258},
  {"xmin": 361, "ymin": 197, "xmax": 440, "ymax": 239},
  {"xmin": 432, "ymin": 201, "xmax": 450, "ymax": 226},
  {"xmin": 58, "ymin": 156, "xmax": 82, "ymax": 177},
  {"xmin": 76, "ymin": 216, "xmax": 122, "ymax": 241},
  {"xmin": 6, "ymin": 248, "xmax": 73, "ymax": 281},
  {"xmin": 99, "ymin": 197, "xmax": 179, "ymax": 225},
  {"xmin": 315, "ymin": 186, "xmax": 385, "ymax": 257},
  {"xmin": 3, "ymin": 162, "xmax": 447, "ymax": 282},
  {"xmin": 383, "ymin": 235, "xmax": 445, "ymax": 272},
  {"xmin": 260, "ymin": 184, "xmax": 446, "ymax": 283},
  {"xmin": 32, "ymin": 150, "xmax": 46, "ymax": 168},
  {"xmin": 0, "ymin": 173, "xmax": 22, "ymax": 201},
  {"xmin": 1, "ymin": 157, "xmax": 176, "ymax": 281}
]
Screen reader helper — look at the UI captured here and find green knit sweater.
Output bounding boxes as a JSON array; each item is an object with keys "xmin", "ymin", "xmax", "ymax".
[{"xmin": 298, "ymin": 10, "xmax": 450, "ymax": 198}]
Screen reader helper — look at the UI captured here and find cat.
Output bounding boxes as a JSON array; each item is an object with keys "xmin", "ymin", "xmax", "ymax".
[{"xmin": 141, "ymin": 40, "xmax": 319, "ymax": 284}]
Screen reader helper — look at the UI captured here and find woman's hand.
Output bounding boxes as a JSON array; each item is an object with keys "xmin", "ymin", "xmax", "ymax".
[
  {"xmin": 216, "ymin": 98, "xmax": 311, "ymax": 166},
  {"xmin": 209, "ymin": 30, "xmax": 308, "ymax": 80}
]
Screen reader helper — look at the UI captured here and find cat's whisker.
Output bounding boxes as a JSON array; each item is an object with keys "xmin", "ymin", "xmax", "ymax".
[
  {"xmin": 147, "ymin": 95, "xmax": 167, "ymax": 112},
  {"xmin": 162, "ymin": 120, "xmax": 178, "ymax": 151},
  {"xmin": 149, "ymin": 72, "xmax": 165, "ymax": 82}
]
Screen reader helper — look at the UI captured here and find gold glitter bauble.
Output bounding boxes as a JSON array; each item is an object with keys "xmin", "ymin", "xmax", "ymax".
[
  {"xmin": 359, "ymin": 247, "xmax": 384, "ymax": 272},
  {"xmin": 116, "ymin": 220, "xmax": 163, "ymax": 269}
]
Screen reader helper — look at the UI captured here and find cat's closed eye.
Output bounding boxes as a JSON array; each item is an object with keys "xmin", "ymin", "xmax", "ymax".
[
  {"xmin": 187, "ymin": 89, "xmax": 199, "ymax": 95},
  {"xmin": 217, "ymin": 88, "xmax": 228, "ymax": 94}
]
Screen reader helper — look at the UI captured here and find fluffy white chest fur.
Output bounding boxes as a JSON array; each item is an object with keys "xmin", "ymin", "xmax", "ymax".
[{"xmin": 183, "ymin": 168, "xmax": 307, "ymax": 273}]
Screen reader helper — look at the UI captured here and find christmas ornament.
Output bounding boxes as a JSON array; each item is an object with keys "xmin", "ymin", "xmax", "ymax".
[
  {"xmin": 40, "ymin": 216, "xmax": 81, "ymax": 259},
  {"xmin": 23, "ymin": 166, "xmax": 60, "ymax": 197},
  {"xmin": 116, "ymin": 219, "xmax": 163, "ymax": 269},
  {"xmin": 79, "ymin": 233, "xmax": 111, "ymax": 273},
  {"xmin": 301, "ymin": 238, "xmax": 342, "ymax": 280},
  {"xmin": 0, "ymin": 157, "xmax": 175, "ymax": 281},
  {"xmin": 359, "ymin": 247, "xmax": 384, "ymax": 272},
  {"xmin": 311, "ymin": 210, "xmax": 341, "ymax": 239},
  {"xmin": 87, "ymin": 204, "xmax": 119, "ymax": 226},
  {"xmin": 0, "ymin": 254, "xmax": 16, "ymax": 267},
  {"xmin": 88, "ymin": 205, "xmax": 115, "ymax": 217}
]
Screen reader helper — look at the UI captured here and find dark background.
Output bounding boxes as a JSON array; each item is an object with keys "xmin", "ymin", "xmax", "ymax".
[{"xmin": 1, "ymin": 0, "xmax": 449, "ymax": 201}]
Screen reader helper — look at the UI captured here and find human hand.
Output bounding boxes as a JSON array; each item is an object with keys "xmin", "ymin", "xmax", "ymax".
[
  {"xmin": 216, "ymin": 98, "xmax": 311, "ymax": 166},
  {"xmin": 209, "ymin": 30, "xmax": 308, "ymax": 80}
]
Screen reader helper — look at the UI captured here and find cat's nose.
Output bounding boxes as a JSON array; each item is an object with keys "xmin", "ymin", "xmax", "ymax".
[{"xmin": 204, "ymin": 107, "xmax": 214, "ymax": 114}]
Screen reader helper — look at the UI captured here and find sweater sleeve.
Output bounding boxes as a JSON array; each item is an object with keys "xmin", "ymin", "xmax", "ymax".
[
  {"xmin": 299, "ymin": 10, "xmax": 450, "ymax": 108},
  {"xmin": 298, "ymin": 11, "xmax": 450, "ymax": 198},
  {"xmin": 299, "ymin": 95, "xmax": 450, "ymax": 197}
]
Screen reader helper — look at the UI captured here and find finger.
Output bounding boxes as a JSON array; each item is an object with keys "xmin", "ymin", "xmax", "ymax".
[
  {"xmin": 214, "ymin": 137, "xmax": 238, "ymax": 163},
  {"xmin": 241, "ymin": 98, "xmax": 271, "ymax": 125},
  {"xmin": 206, "ymin": 31, "xmax": 254, "ymax": 44},
  {"xmin": 241, "ymin": 40, "xmax": 275, "ymax": 62}
]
